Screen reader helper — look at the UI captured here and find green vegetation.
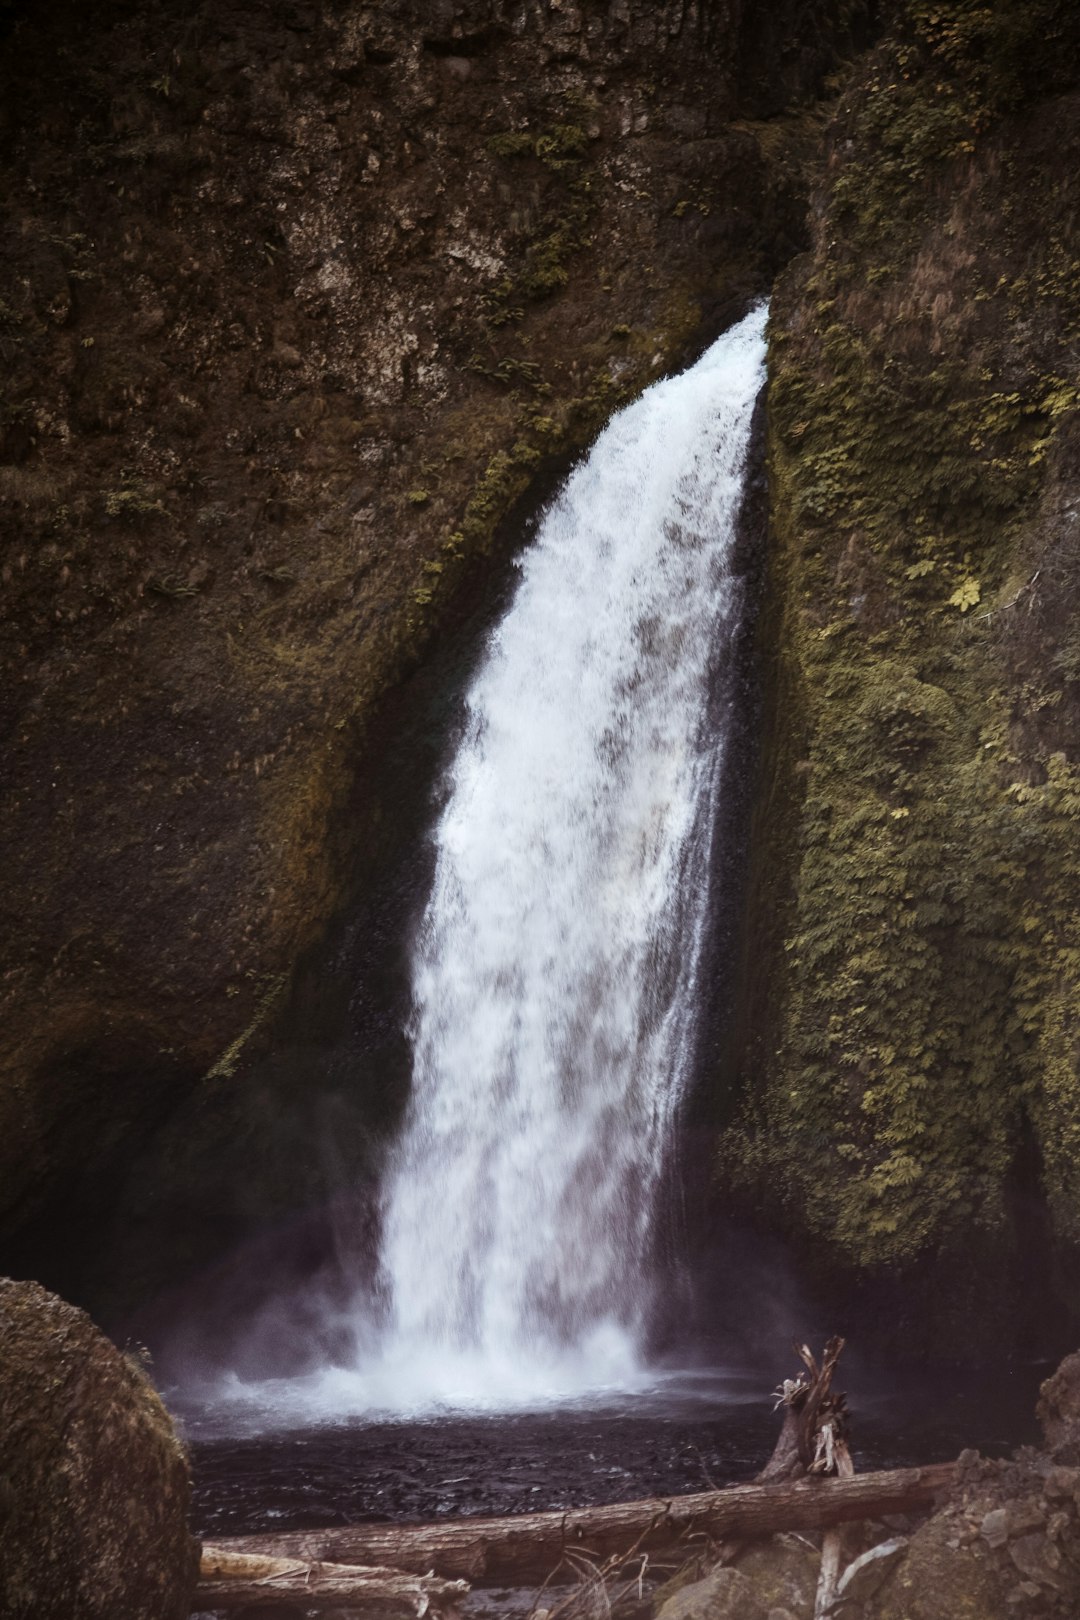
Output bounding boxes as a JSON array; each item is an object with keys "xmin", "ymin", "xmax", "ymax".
[
  {"xmin": 486, "ymin": 123, "xmax": 588, "ymax": 171},
  {"xmin": 410, "ymin": 441, "xmax": 542, "ymax": 614},
  {"xmin": 103, "ymin": 477, "xmax": 167, "ymax": 521},
  {"xmin": 146, "ymin": 574, "xmax": 198, "ymax": 600},
  {"xmin": 486, "ymin": 120, "xmax": 595, "ymax": 305},
  {"xmin": 724, "ymin": 0, "xmax": 1080, "ymax": 1269}
]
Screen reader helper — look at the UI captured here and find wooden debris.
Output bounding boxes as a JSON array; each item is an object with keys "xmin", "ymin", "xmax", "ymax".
[
  {"xmin": 761, "ymin": 1337, "xmax": 851, "ymax": 1484},
  {"xmin": 758, "ymin": 1337, "xmax": 857, "ymax": 1618},
  {"xmin": 196, "ymin": 1336, "xmax": 946, "ymax": 1616},
  {"xmin": 212, "ymin": 1462, "xmax": 955, "ymax": 1587},
  {"xmin": 195, "ymin": 1547, "xmax": 469, "ymax": 1614}
]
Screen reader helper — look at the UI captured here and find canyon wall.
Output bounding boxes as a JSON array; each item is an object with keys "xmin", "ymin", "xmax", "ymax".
[
  {"xmin": 725, "ymin": 0, "xmax": 1080, "ymax": 1353},
  {"xmin": 0, "ymin": 0, "xmax": 862, "ymax": 1313},
  {"xmin": 5, "ymin": 0, "xmax": 1079, "ymax": 1357}
]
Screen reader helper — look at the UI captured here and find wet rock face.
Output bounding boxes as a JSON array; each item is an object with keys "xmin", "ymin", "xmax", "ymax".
[
  {"xmin": 0, "ymin": 0, "xmax": 862, "ymax": 1312},
  {"xmin": 0, "ymin": 1277, "xmax": 198, "ymax": 1620}
]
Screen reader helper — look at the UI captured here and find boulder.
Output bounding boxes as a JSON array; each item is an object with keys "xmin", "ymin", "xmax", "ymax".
[
  {"xmin": 1038, "ymin": 1352, "xmax": 1080, "ymax": 1459},
  {"xmin": 863, "ymin": 1512, "xmax": 1007, "ymax": 1620},
  {"xmin": 655, "ymin": 1565, "xmax": 767, "ymax": 1620},
  {"xmin": 0, "ymin": 1278, "xmax": 198, "ymax": 1619},
  {"xmin": 834, "ymin": 1536, "xmax": 907, "ymax": 1607},
  {"xmin": 734, "ymin": 1532, "xmax": 820, "ymax": 1618},
  {"xmin": 862, "ymin": 1398, "xmax": 1080, "ymax": 1620}
]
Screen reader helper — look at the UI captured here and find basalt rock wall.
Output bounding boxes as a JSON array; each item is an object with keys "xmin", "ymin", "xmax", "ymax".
[
  {"xmin": 722, "ymin": 0, "xmax": 1080, "ymax": 1357},
  {"xmin": 0, "ymin": 0, "xmax": 867, "ymax": 1315}
]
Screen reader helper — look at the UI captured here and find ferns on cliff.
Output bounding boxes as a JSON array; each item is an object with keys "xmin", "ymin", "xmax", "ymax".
[{"xmin": 722, "ymin": 2, "xmax": 1080, "ymax": 1272}]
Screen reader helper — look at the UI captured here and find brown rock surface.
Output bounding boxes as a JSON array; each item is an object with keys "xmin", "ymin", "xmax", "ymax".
[
  {"xmin": 655, "ymin": 1565, "xmax": 767, "ymax": 1620},
  {"xmin": 864, "ymin": 1509, "xmax": 1009, "ymax": 1620},
  {"xmin": 733, "ymin": 1532, "xmax": 819, "ymax": 1618},
  {"xmin": 0, "ymin": 0, "xmax": 864, "ymax": 1312},
  {"xmin": 863, "ymin": 1419, "xmax": 1080, "ymax": 1620},
  {"xmin": 1038, "ymin": 1351, "xmax": 1080, "ymax": 1457},
  {"xmin": 0, "ymin": 1277, "xmax": 198, "ymax": 1620}
]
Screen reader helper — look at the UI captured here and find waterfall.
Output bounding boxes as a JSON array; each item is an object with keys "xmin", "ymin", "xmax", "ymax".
[
  {"xmin": 195, "ymin": 305, "xmax": 768, "ymax": 1427},
  {"xmin": 370, "ymin": 304, "xmax": 768, "ymax": 1407}
]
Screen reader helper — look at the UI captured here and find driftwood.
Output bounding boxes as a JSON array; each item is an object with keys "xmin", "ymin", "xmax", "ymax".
[
  {"xmin": 815, "ymin": 1438, "xmax": 856, "ymax": 1618},
  {"xmin": 195, "ymin": 1547, "xmax": 469, "ymax": 1614},
  {"xmin": 197, "ymin": 1336, "xmax": 947, "ymax": 1617},
  {"xmin": 761, "ymin": 1337, "xmax": 851, "ymax": 1484},
  {"xmin": 758, "ymin": 1338, "xmax": 856, "ymax": 1618},
  {"xmin": 213, "ymin": 1462, "xmax": 955, "ymax": 1587}
]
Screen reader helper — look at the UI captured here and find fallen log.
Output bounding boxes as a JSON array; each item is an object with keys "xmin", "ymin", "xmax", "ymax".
[
  {"xmin": 214, "ymin": 1461, "xmax": 956, "ymax": 1586},
  {"xmin": 195, "ymin": 1547, "xmax": 469, "ymax": 1614}
]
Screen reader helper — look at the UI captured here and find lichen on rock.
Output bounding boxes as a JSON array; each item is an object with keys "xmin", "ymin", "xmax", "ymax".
[{"xmin": 655, "ymin": 1564, "xmax": 768, "ymax": 1620}]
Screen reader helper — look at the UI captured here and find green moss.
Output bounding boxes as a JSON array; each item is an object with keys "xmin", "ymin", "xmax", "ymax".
[
  {"xmin": 485, "ymin": 118, "xmax": 595, "ymax": 306},
  {"xmin": 518, "ymin": 188, "xmax": 593, "ymax": 302},
  {"xmin": 408, "ymin": 442, "xmax": 538, "ymax": 615},
  {"xmin": 103, "ymin": 477, "xmax": 166, "ymax": 521},
  {"xmin": 466, "ymin": 353, "xmax": 548, "ymax": 391},
  {"xmin": 146, "ymin": 574, "xmax": 198, "ymax": 600},
  {"xmin": 205, "ymin": 974, "xmax": 287, "ymax": 1084},
  {"xmin": 723, "ymin": 2, "xmax": 1080, "ymax": 1268},
  {"xmin": 825, "ymin": 1, "xmax": 1080, "ymax": 260},
  {"xmin": 534, "ymin": 125, "xmax": 588, "ymax": 170},
  {"xmin": 486, "ymin": 131, "xmax": 537, "ymax": 160},
  {"xmin": 487, "ymin": 123, "xmax": 588, "ymax": 171}
]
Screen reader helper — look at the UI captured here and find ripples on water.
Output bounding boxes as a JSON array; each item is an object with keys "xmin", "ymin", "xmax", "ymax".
[{"xmin": 183, "ymin": 1365, "xmax": 1042, "ymax": 1538}]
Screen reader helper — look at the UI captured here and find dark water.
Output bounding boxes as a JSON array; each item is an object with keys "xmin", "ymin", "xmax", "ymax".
[{"xmin": 184, "ymin": 1364, "xmax": 1044, "ymax": 1540}]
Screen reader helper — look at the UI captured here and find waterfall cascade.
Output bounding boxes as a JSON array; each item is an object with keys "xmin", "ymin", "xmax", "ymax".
[
  {"xmin": 201, "ymin": 305, "xmax": 768, "ymax": 1426},
  {"xmin": 370, "ymin": 304, "xmax": 769, "ymax": 1408}
]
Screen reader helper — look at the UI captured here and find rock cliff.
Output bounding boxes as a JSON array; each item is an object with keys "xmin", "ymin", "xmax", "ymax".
[
  {"xmin": 725, "ymin": 0, "xmax": 1080, "ymax": 1352},
  {"xmin": 0, "ymin": 0, "xmax": 863, "ymax": 1313},
  {"xmin": 5, "ymin": 0, "xmax": 1079, "ymax": 1355}
]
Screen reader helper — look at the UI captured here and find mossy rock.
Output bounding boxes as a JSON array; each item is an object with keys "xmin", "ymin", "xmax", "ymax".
[
  {"xmin": 864, "ymin": 1514, "xmax": 1005, "ymax": 1620},
  {"xmin": 722, "ymin": 0, "xmax": 1080, "ymax": 1340},
  {"xmin": 0, "ymin": 1278, "xmax": 198, "ymax": 1620},
  {"xmin": 655, "ymin": 1564, "xmax": 767, "ymax": 1620},
  {"xmin": 733, "ymin": 1533, "xmax": 819, "ymax": 1618}
]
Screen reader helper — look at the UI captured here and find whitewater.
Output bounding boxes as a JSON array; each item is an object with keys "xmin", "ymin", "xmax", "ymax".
[{"xmin": 201, "ymin": 303, "xmax": 768, "ymax": 1428}]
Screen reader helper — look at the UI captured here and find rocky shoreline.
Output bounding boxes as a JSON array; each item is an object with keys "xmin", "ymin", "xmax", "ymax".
[{"xmin": 5, "ymin": 1275, "xmax": 1080, "ymax": 1619}]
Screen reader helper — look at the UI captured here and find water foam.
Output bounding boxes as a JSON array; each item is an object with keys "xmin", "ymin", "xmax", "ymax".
[
  {"xmin": 371, "ymin": 306, "xmax": 768, "ymax": 1406},
  {"xmin": 199, "ymin": 305, "xmax": 768, "ymax": 1427}
]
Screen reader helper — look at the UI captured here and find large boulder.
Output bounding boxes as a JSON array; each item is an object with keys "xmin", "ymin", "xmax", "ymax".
[
  {"xmin": 863, "ymin": 1507, "xmax": 1009, "ymax": 1620},
  {"xmin": 0, "ymin": 1278, "xmax": 198, "ymax": 1619},
  {"xmin": 1038, "ymin": 1351, "xmax": 1080, "ymax": 1459}
]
